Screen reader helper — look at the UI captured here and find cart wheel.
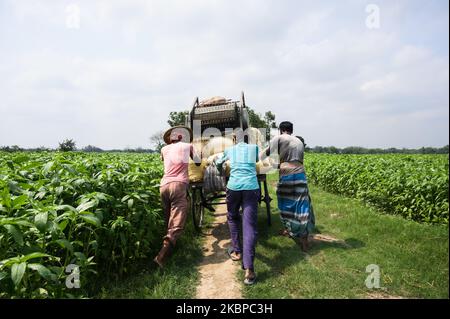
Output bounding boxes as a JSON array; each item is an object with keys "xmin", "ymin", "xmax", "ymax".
[{"xmin": 191, "ymin": 188, "xmax": 204, "ymax": 231}]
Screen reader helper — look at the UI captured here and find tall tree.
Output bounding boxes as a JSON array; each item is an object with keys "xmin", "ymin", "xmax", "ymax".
[
  {"xmin": 58, "ymin": 139, "xmax": 76, "ymax": 152},
  {"xmin": 248, "ymin": 107, "xmax": 276, "ymax": 141},
  {"xmin": 150, "ymin": 130, "xmax": 165, "ymax": 153},
  {"xmin": 264, "ymin": 111, "xmax": 277, "ymax": 129},
  {"xmin": 168, "ymin": 111, "xmax": 189, "ymax": 127}
]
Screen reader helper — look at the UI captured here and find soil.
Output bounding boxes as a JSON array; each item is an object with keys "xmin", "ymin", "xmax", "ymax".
[
  {"xmin": 365, "ymin": 291, "xmax": 405, "ymax": 299},
  {"xmin": 195, "ymin": 204, "xmax": 242, "ymax": 299},
  {"xmin": 308, "ymin": 233, "xmax": 352, "ymax": 248}
]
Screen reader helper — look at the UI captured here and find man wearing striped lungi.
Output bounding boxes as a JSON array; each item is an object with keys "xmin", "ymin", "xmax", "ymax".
[{"xmin": 261, "ymin": 121, "xmax": 315, "ymax": 251}]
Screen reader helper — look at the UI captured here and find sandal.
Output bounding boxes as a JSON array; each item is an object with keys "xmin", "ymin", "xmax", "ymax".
[
  {"xmin": 278, "ymin": 229, "xmax": 290, "ymax": 237},
  {"xmin": 227, "ymin": 247, "xmax": 242, "ymax": 261},
  {"xmin": 244, "ymin": 269, "xmax": 256, "ymax": 285}
]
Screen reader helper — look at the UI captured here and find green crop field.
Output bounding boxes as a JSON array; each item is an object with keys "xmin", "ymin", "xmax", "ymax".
[
  {"xmin": 0, "ymin": 152, "xmax": 165, "ymax": 298},
  {"xmin": 305, "ymin": 154, "xmax": 449, "ymax": 224},
  {"xmin": 0, "ymin": 151, "xmax": 448, "ymax": 298}
]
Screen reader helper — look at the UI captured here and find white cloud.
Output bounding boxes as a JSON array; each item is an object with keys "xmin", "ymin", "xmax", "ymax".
[
  {"xmin": 360, "ymin": 73, "xmax": 397, "ymax": 92},
  {"xmin": 0, "ymin": 0, "xmax": 448, "ymax": 149},
  {"xmin": 393, "ymin": 45, "xmax": 431, "ymax": 67}
]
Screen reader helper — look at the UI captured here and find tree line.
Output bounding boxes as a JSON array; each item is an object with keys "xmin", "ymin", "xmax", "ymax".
[
  {"xmin": 2, "ymin": 142, "xmax": 448, "ymax": 155},
  {"xmin": 2, "ymin": 108, "xmax": 448, "ymax": 155},
  {"xmin": 161, "ymin": 109, "xmax": 449, "ymax": 155},
  {"xmin": 305, "ymin": 145, "xmax": 449, "ymax": 154},
  {"xmin": 0, "ymin": 139, "xmax": 155, "ymax": 153}
]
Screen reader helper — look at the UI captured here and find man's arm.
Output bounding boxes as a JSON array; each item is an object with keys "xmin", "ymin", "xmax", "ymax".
[
  {"xmin": 260, "ymin": 136, "xmax": 278, "ymax": 161},
  {"xmin": 190, "ymin": 144, "xmax": 202, "ymax": 166},
  {"xmin": 215, "ymin": 150, "xmax": 229, "ymax": 174}
]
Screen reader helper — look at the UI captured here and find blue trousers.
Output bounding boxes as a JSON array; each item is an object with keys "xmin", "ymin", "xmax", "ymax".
[{"xmin": 226, "ymin": 188, "xmax": 260, "ymax": 271}]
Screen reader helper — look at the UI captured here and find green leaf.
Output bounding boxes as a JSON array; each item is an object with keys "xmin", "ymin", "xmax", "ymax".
[
  {"xmin": 11, "ymin": 262, "xmax": 26, "ymax": 287},
  {"xmin": 13, "ymin": 155, "xmax": 30, "ymax": 164},
  {"xmin": 58, "ymin": 219, "xmax": 69, "ymax": 232},
  {"xmin": 12, "ymin": 194, "xmax": 28, "ymax": 209},
  {"xmin": 20, "ymin": 252, "xmax": 51, "ymax": 263},
  {"xmin": 42, "ymin": 161, "xmax": 54, "ymax": 174},
  {"xmin": 27, "ymin": 264, "xmax": 57, "ymax": 281},
  {"xmin": 55, "ymin": 205, "xmax": 77, "ymax": 213},
  {"xmin": 80, "ymin": 214, "xmax": 101, "ymax": 227},
  {"xmin": 0, "ymin": 271, "xmax": 7, "ymax": 281},
  {"xmin": 71, "ymin": 240, "xmax": 83, "ymax": 248},
  {"xmin": 0, "ymin": 250, "xmax": 49, "ymax": 271},
  {"xmin": 35, "ymin": 212, "xmax": 48, "ymax": 232},
  {"xmin": 1, "ymin": 188, "xmax": 11, "ymax": 209},
  {"xmin": 54, "ymin": 211, "xmax": 76, "ymax": 224},
  {"xmin": 89, "ymin": 240, "xmax": 98, "ymax": 250},
  {"xmin": 54, "ymin": 239, "xmax": 74, "ymax": 253},
  {"xmin": 6, "ymin": 160, "xmax": 14, "ymax": 170},
  {"xmin": 37, "ymin": 288, "xmax": 49, "ymax": 296},
  {"xmin": 55, "ymin": 186, "xmax": 64, "ymax": 195},
  {"xmin": 76, "ymin": 201, "xmax": 96, "ymax": 213},
  {"xmin": 74, "ymin": 252, "xmax": 87, "ymax": 262},
  {"xmin": 14, "ymin": 220, "xmax": 34, "ymax": 228},
  {"xmin": 8, "ymin": 181, "xmax": 21, "ymax": 194},
  {"xmin": 3, "ymin": 224, "xmax": 24, "ymax": 246}
]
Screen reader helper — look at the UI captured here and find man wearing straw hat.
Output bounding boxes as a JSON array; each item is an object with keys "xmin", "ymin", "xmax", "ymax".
[{"xmin": 154, "ymin": 126, "xmax": 200, "ymax": 268}]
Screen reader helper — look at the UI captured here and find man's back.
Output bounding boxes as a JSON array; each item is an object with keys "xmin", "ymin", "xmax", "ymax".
[
  {"xmin": 161, "ymin": 142, "xmax": 192, "ymax": 186},
  {"xmin": 272, "ymin": 134, "xmax": 304, "ymax": 164},
  {"xmin": 224, "ymin": 142, "xmax": 259, "ymax": 191}
]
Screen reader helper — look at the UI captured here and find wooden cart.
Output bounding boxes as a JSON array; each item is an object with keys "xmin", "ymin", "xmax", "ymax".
[
  {"xmin": 185, "ymin": 92, "xmax": 272, "ymax": 231},
  {"xmin": 189, "ymin": 175, "xmax": 272, "ymax": 231}
]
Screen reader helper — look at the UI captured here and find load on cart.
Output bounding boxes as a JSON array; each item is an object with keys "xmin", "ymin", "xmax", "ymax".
[{"xmin": 184, "ymin": 92, "xmax": 273, "ymax": 231}]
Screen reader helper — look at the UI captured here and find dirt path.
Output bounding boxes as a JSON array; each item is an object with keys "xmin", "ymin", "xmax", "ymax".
[{"xmin": 195, "ymin": 204, "xmax": 242, "ymax": 299}]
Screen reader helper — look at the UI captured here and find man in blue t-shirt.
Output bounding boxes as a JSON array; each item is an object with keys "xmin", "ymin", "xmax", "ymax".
[{"xmin": 216, "ymin": 131, "xmax": 260, "ymax": 285}]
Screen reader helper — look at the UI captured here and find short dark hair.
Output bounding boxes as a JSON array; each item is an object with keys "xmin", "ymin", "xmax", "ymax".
[{"xmin": 279, "ymin": 121, "xmax": 293, "ymax": 134}]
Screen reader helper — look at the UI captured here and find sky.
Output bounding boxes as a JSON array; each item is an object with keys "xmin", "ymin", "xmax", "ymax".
[{"xmin": 0, "ymin": 0, "xmax": 448, "ymax": 150}]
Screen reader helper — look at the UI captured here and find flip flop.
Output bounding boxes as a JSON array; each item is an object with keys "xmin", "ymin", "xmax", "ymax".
[
  {"xmin": 278, "ymin": 229, "xmax": 291, "ymax": 237},
  {"xmin": 227, "ymin": 247, "xmax": 242, "ymax": 261},
  {"xmin": 244, "ymin": 274, "xmax": 256, "ymax": 285}
]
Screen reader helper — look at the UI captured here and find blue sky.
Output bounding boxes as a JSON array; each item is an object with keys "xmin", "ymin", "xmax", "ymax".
[{"xmin": 0, "ymin": 0, "xmax": 448, "ymax": 149}]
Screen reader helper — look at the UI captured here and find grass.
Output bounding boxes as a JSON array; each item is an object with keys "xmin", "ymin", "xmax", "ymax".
[
  {"xmin": 96, "ymin": 217, "xmax": 203, "ymax": 299},
  {"xmin": 97, "ymin": 172, "xmax": 448, "ymax": 299},
  {"xmin": 95, "ymin": 193, "xmax": 220, "ymax": 299},
  {"xmin": 242, "ymin": 172, "xmax": 449, "ymax": 299}
]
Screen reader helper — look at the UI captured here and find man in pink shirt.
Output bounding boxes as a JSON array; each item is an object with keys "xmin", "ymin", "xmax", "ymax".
[{"xmin": 154, "ymin": 126, "xmax": 200, "ymax": 268}]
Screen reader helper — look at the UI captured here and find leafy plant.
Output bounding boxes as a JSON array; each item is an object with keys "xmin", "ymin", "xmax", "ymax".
[
  {"xmin": 305, "ymin": 154, "xmax": 449, "ymax": 224},
  {"xmin": 0, "ymin": 151, "xmax": 164, "ymax": 298}
]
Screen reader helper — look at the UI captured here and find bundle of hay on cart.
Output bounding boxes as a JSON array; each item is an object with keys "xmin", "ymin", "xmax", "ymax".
[{"xmin": 184, "ymin": 92, "xmax": 274, "ymax": 231}]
